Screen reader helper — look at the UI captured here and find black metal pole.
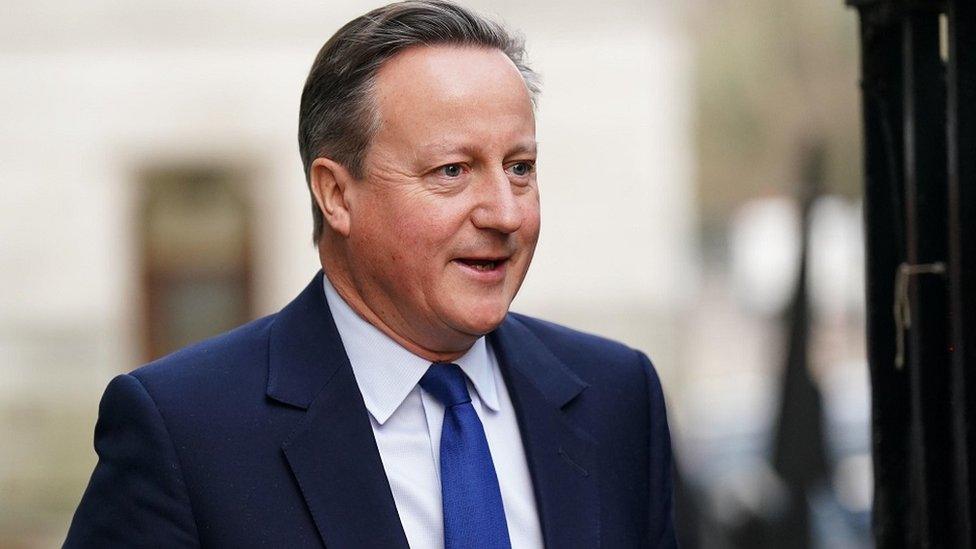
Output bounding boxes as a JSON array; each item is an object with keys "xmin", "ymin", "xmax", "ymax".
[
  {"xmin": 849, "ymin": 2, "xmax": 909, "ymax": 546},
  {"xmin": 945, "ymin": 0, "xmax": 976, "ymax": 545},
  {"xmin": 901, "ymin": 5, "xmax": 952, "ymax": 546}
]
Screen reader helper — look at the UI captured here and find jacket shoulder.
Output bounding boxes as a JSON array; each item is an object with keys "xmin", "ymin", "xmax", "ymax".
[
  {"xmin": 128, "ymin": 314, "xmax": 277, "ymax": 400},
  {"xmin": 508, "ymin": 312, "xmax": 646, "ymax": 362},
  {"xmin": 505, "ymin": 312, "xmax": 656, "ymax": 384}
]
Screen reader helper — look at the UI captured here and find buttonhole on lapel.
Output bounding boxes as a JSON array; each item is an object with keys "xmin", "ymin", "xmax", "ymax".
[{"xmin": 558, "ymin": 446, "xmax": 589, "ymax": 477}]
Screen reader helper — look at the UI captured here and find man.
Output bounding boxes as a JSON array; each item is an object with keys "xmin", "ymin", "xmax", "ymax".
[{"xmin": 65, "ymin": 1, "xmax": 676, "ymax": 547}]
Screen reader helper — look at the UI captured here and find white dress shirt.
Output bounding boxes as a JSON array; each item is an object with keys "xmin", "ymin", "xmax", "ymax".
[{"xmin": 323, "ymin": 276, "xmax": 545, "ymax": 549}]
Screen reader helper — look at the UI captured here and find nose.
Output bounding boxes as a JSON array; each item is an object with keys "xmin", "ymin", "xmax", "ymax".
[{"xmin": 470, "ymin": 169, "xmax": 524, "ymax": 234}]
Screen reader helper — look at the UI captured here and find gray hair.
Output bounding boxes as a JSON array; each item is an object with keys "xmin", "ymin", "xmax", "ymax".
[{"xmin": 298, "ymin": 0, "xmax": 541, "ymax": 243}]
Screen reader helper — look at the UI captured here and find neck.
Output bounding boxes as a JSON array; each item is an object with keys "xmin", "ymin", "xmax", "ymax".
[{"xmin": 320, "ymin": 252, "xmax": 475, "ymax": 363}]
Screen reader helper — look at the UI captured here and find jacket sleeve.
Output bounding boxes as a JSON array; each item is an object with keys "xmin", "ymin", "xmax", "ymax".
[
  {"xmin": 637, "ymin": 351, "xmax": 678, "ymax": 549},
  {"xmin": 64, "ymin": 374, "xmax": 200, "ymax": 548}
]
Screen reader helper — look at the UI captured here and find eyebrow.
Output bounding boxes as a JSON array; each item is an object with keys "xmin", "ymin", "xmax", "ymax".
[{"xmin": 508, "ymin": 141, "xmax": 539, "ymax": 156}]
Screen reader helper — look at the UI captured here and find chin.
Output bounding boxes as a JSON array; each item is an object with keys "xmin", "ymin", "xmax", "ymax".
[{"xmin": 456, "ymin": 301, "xmax": 510, "ymax": 336}]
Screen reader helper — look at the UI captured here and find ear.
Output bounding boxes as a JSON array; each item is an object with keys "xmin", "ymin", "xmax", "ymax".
[{"xmin": 309, "ymin": 157, "xmax": 355, "ymax": 237}]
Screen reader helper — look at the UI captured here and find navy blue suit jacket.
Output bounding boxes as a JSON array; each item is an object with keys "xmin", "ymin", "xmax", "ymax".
[{"xmin": 65, "ymin": 272, "xmax": 676, "ymax": 548}]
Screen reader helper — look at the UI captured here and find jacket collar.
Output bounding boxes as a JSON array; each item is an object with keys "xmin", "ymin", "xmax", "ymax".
[
  {"xmin": 266, "ymin": 271, "xmax": 348, "ymax": 409},
  {"xmin": 489, "ymin": 314, "xmax": 589, "ymax": 407}
]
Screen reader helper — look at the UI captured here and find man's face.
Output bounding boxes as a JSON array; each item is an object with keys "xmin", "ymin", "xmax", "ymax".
[{"xmin": 341, "ymin": 45, "xmax": 540, "ymax": 353}]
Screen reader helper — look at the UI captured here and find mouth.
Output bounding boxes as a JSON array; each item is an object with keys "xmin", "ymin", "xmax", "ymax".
[{"xmin": 453, "ymin": 257, "xmax": 509, "ymax": 273}]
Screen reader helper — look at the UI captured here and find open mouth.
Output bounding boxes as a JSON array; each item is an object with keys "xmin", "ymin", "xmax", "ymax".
[{"xmin": 455, "ymin": 258, "xmax": 507, "ymax": 271}]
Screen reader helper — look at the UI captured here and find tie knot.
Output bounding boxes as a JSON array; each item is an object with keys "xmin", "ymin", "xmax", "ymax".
[{"xmin": 420, "ymin": 363, "xmax": 472, "ymax": 408}]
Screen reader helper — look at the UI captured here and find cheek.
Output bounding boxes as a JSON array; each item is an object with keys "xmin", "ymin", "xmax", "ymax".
[
  {"xmin": 521, "ymin": 200, "xmax": 542, "ymax": 244},
  {"xmin": 399, "ymin": 216, "xmax": 447, "ymax": 260},
  {"xmin": 370, "ymin": 211, "xmax": 451, "ymax": 281},
  {"xmin": 354, "ymin": 192, "xmax": 469, "ymax": 273}
]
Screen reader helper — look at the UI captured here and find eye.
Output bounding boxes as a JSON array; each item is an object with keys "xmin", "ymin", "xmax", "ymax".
[
  {"xmin": 508, "ymin": 161, "xmax": 535, "ymax": 177},
  {"xmin": 439, "ymin": 164, "xmax": 463, "ymax": 178}
]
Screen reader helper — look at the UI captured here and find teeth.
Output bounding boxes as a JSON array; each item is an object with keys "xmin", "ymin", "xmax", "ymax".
[{"xmin": 457, "ymin": 259, "xmax": 501, "ymax": 271}]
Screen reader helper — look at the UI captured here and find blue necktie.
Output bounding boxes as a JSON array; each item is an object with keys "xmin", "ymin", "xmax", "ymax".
[{"xmin": 420, "ymin": 362, "xmax": 512, "ymax": 549}]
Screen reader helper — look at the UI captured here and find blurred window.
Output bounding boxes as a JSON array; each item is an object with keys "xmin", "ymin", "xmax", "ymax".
[{"xmin": 139, "ymin": 167, "xmax": 253, "ymax": 361}]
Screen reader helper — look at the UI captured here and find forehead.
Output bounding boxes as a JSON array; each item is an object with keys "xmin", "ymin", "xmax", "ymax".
[{"xmin": 370, "ymin": 45, "xmax": 535, "ymax": 145}]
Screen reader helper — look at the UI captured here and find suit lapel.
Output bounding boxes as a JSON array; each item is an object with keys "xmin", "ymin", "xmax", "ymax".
[
  {"xmin": 267, "ymin": 272, "xmax": 409, "ymax": 549},
  {"xmin": 490, "ymin": 316, "xmax": 600, "ymax": 549}
]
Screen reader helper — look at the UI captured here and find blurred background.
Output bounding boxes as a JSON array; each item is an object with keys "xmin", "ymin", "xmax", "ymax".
[{"xmin": 0, "ymin": 0, "xmax": 868, "ymax": 546}]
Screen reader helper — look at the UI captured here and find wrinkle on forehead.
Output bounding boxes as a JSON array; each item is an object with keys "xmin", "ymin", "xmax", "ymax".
[{"xmin": 418, "ymin": 139, "xmax": 538, "ymax": 158}]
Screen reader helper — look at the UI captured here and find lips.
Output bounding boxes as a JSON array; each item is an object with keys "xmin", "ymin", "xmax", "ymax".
[{"xmin": 455, "ymin": 257, "xmax": 508, "ymax": 271}]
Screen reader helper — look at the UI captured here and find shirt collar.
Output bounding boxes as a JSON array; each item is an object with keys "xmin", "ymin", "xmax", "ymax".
[{"xmin": 323, "ymin": 274, "xmax": 499, "ymax": 425}]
